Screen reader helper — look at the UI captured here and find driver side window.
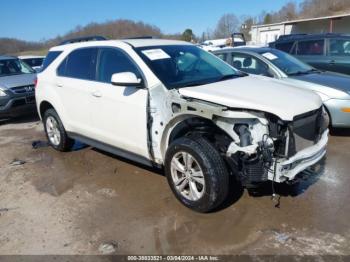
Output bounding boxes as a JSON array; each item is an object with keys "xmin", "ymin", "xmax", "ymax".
[
  {"xmin": 97, "ymin": 48, "xmax": 141, "ymax": 83},
  {"xmin": 230, "ymin": 53, "xmax": 274, "ymax": 77}
]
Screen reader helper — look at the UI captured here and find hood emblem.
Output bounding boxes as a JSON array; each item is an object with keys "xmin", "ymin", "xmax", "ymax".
[{"xmin": 25, "ymin": 86, "xmax": 34, "ymax": 92}]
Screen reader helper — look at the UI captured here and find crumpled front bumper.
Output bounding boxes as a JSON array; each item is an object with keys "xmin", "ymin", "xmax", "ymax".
[{"xmin": 269, "ymin": 129, "xmax": 329, "ymax": 183}]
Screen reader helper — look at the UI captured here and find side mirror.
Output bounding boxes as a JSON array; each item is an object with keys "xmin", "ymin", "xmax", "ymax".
[{"xmin": 111, "ymin": 72, "xmax": 143, "ymax": 87}]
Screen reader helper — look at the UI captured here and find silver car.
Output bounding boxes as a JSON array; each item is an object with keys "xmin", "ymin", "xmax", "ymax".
[
  {"xmin": 213, "ymin": 47, "xmax": 350, "ymax": 128},
  {"xmin": 19, "ymin": 55, "xmax": 45, "ymax": 72},
  {"xmin": 0, "ymin": 56, "xmax": 37, "ymax": 118}
]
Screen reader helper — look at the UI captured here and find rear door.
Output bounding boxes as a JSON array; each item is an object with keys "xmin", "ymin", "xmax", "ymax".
[
  {"xmin": 327, "ymin": 38, "xmax": 350, "ymax": 75},
  {"xmin": 55, "ymin": 47, "xmax": 98, "ymax": 137},
  {"xmin": 295, "ymin": 38, "xmax": 328, "ymax": 70}
]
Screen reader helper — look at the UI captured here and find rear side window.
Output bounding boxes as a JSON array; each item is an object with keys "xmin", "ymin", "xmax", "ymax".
[
  {"xmin": 42, "ymin": 51, "xmax": 62, "ymax": 71},
  {"xmin": 275, "ymin": 42, "xmax": 294, "ymax": 53},
  {"xmin": 297, "ymin": 39, "xmax": 324, "ymax": 55},
  {"xmin": 57, "ymin": 48, "xmax": 98, "ymax": 80},
  {"xmin": 230, "ymin": 53, "xmax": 273, "ymax": 77},
  {"xmin": 329, "ymin": 39, "xmax": 350, "ymax": 56},
  {"xmin": 215, "ymin": 53, "xmax": 227, "ymax": 62},
  {"xmin": 97, "ymin": 48, "xmax": 141, "ymax": 83}
]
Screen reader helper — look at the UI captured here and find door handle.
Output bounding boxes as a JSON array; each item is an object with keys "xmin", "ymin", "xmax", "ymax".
[
  {"xmin": 56, "ymin": 83, "xmax": 63, "ymax": 87},
  {"xmin": 329, "ymin": 60, "xmax": 336, "ymax": 65},
  {"xmin": 92, "ymin": 91, "xmax": 102, "ymax": 98}
]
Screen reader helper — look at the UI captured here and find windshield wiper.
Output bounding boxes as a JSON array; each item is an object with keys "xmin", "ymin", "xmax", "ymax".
[
  {"xmin": 217, "ymin": 73, "xmax": 245, "ymax": 82},
  {"xmin": 179, "ymin": 73, "xmax": 246, "ymax": 88},
  {"xmin": 288, "ymin": 68, "xmax": 321, "ymax": 76},
  {"xmin": 288, "ymin": 70, "xmax": 310, "ymax": 76},
  {"xmin": 180, "ymin": 81, "xmax": 209, "ymax": 88},
  {"xmin": 306, "ymin": 68, "xmax": 322, "ymax": 73}
]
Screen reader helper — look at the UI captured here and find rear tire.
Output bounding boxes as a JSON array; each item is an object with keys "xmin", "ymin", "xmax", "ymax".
[
  {"xmin": 43, "ymin": 108, "xmax": 74, "ymax": 152},
  {"xmin": 165, "ymin": 136, "xmax": 229, "ymax": 213}
]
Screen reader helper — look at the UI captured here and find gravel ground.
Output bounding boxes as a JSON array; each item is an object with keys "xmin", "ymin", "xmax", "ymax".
[{"xmin": 0, "ymin": 116, "xmax": 349, "ymax": 255}]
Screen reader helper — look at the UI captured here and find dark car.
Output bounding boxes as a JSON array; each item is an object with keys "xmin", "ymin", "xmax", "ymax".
[
  {"xmin": 213, "ymin": 47, "xmax": 350, "ymax": 128},
  {"xmin": 269, "ymin": 33, "xmax": 350, "ymax": 75},
  {"xmin": 0, "ymin": 56, "xmax": 37, "ymax": 118}
]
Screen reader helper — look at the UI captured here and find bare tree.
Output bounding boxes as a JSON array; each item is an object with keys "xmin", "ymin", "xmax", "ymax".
[
  {"xmin": 214, "ymin": 14, "xmax": 240, "ymax": 38},
  {"xmin": 240, "ymin": 16, "xmax": 254, "ymax": 41},
  {"xmin": 278, "ymin": 2, "xmax": 298, "ymax": 21}
]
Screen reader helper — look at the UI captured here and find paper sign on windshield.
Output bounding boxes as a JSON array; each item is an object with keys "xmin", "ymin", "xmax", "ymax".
[
  {"xmin": 262, "ymin": 52, "xmax": 278, "ymax": 60},
  {"xmin": 142, "ymin": 49, "xmax": 171, "ymax": 61}
]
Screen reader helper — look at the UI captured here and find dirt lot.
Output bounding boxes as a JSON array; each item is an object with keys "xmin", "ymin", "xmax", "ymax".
[{"xmin": 0, "ymin": 116, "xmax": 349, "ymax": 255}]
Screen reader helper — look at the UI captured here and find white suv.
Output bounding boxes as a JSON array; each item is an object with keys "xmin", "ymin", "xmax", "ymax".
[{"xmin": 36, "ymin": 37, "xmax": 329, "ymax": 212}]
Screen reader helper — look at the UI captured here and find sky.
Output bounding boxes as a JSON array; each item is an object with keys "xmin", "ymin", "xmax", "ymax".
[{"xmin": 0, "ymin": 0, "xmax": 303, "ymax": 42}]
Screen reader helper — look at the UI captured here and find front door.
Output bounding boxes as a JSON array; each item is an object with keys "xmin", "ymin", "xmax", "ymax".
[{"xmin": 90, "ymin": 47, "xmax": 149, "ymax": 158}]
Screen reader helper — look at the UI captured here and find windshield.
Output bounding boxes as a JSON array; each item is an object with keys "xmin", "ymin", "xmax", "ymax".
[
  {"xmin": 136, "ymin": 45, "xmax": 242, "ymax": 89},
  {"xmin": 22, "ymin": 58, "xmax": 44, "ymax": 68},
  {"xmin": 258, "ymin": 49, "xmax": 314, "ymax": 76},
  {"xmin": 0, "ymin": 59, "xmax": 35, "ymax": 77}
]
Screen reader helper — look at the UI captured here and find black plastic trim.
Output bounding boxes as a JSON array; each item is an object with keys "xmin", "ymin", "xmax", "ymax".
[{"xmin": 67, "ymin": 132, "xmax": 154, "ymax": 167}]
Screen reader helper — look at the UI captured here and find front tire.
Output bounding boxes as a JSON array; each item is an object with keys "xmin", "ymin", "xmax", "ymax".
[
  {"xmin": 43, "ymin": 108, "xmax": 74, "ymax": 152},
  {"xmin": 165, "ymin": 136, "xmax": 229, "ymax": 213}
]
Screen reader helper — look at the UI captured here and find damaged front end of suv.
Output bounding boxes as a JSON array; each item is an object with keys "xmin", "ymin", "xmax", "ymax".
[
  {"xmin": 219, "ymin": 107, "xmax": 329, "ymax": 189},
  {"xmin": 150, "ymin": 85, "xmax": 329, "ymax": 191},
  {"xmin": 136, "ymin": 43, "xmax": 328, "ymax": 212}
]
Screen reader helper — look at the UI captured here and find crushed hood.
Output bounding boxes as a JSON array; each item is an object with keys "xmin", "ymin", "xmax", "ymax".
[{"xmin": 178, "ymin": 75, "xmax": 322, "ymax": 121}]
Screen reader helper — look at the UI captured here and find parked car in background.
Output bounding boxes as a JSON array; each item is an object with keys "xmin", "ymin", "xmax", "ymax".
[
  {"xmin": 0, "ymin": 55, "xmax": 37, "ymax": 118},
  {"xmin": 213, "ymin": 47, "xmax": 350, "ymax": 128},
  {"xmin": 36, "ymin": 36, "xmax": 328, "ymax": 212},
  {"xmin": 200, "ymin": 33, "xmax": 246, "ymax": 52},
  {"xmin": 19, "ymin": 55, "xmax": 45, "ymax": 72},
  {"xmin": 269, "ymin": 33, "xmax": 350, "ymax": 75}
]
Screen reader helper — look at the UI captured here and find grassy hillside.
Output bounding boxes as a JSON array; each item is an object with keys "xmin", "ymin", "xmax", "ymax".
[{"xmin": 1, "ymin": 19, "xmax": 168, "ymax": 56}]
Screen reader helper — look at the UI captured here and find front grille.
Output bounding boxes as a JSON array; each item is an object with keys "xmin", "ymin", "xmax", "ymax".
[
  {"xmin": 291, "ymin": 108, "xmax": 323, "ymax": 153},
  {"xmin": 10, "ymin": 85, "xmax": 35, "ymax": 94},
  {"xmin": 12, "ymin": 99, "xmax": 26, "ymax": 107}
]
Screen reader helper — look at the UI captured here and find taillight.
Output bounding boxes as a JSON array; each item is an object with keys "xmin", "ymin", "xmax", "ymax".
[{"xmin": 34, "ymin": 77, "xmax": 38, "ymax": 88}]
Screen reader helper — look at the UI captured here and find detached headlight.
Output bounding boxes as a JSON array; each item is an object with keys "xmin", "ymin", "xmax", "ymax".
[{"xmin": 0, "ymin": 88, "xmax": 8, "ymax": 97}]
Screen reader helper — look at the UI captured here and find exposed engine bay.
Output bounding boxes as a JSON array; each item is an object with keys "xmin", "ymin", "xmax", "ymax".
[{"xmin": 218, "ymin": 107, "xmax": 329, "ymax": 187}]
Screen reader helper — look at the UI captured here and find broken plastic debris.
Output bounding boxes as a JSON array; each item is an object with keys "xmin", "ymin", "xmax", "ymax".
[
  {"xmin": 10, "ymin": 159, "xmax": 26, "ymax": 166},
  {"xmin": 32, "ymin": 140, "xmax": 48, "ymax": 149},
  {"xmin": 98, "ymin": 241, "xmax": 118, "ymax": 254}
]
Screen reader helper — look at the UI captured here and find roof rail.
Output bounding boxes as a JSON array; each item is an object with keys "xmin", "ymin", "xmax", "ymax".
[
  {"xmin": 59, "ymin": 36, "xmax": 107, "ymax": 46},
  {"xmin": 122, "ymin": 36, "xmax": 155, "ymax": 40},
  {"xmin": 277, "ymin": 32, "xmax": 350, "ymax": 42},
  {"xmin": 278, "ymin": 34, "xmax": 307, "ymax": 40},
  {"xmin": 0, "ymin": 54, "xmax": 16, "ymax": 59}
]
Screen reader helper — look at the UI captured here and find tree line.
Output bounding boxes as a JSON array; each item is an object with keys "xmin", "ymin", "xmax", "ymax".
[{"xmin": 1, "ymin": 0, "xmax": 350, "ymax": 54}]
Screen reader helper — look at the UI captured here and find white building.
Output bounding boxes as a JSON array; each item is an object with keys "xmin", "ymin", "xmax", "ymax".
[{"xmin": 250, "ymin": 13, "xmax": 350, "ymax": 45}]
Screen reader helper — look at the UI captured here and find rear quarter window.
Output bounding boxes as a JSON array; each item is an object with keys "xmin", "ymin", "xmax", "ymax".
[
  {"xmin": 215, "ymin": 53, "xmax": 227, "ymax": 62},
  {"xmin": 275, "ymin": 42, "xmax": 295, "ymax": 53},
  {"xmin": 41, "ymin": 51, "xmax": 62, "ymax": 71}
]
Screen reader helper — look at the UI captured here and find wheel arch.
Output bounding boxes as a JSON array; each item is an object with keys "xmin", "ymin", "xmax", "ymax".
[
  {"xmin": 160, "ymin": 114, "xmax": 233, "ymax": 159},
  {"xmin": 39, "ymin": 100, "xmax": 71, "ymax": 132},
  {"xmin": 39, "ymin": 101, "xmax": 55, "ymax": 119},
  {"xmin": 323, "ymin": 104, "xmax": 333, "ymax": 127}
]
